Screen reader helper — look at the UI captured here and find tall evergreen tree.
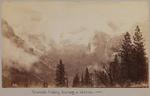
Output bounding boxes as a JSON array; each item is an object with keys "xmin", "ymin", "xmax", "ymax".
[
  {"xmin": 132, "ymin": 25, "xmax": 148, "ymax": 82},
  {"xmin": 81, "ymin": 75, "xmax": 84, "ymax": 86},
  {"xmin": 55, "ymin": 59, "xmax": 66, "ymax": 87},
  {"xmin": 72, "ymin": 74, "xmax": 80, "ymax": 87},
  {"xmin": 111, "ymin": 55, "xmax": 119, "ymax": 83},
  {"xmin": 84, "ymin": 67, "xmax": 93, "ymax": 87},
  {"xmin": 120, "ymin": 32, "xmax": 133, "ymax": 82}
]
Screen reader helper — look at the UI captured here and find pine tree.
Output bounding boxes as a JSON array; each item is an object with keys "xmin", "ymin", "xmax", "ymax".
[
  {"xmin": 120, "ymin": 32, "xmax": 133, "ymax": 82},
  {"xmin": 84, "ymin": 67, "xmax": 93, "ymax": 87},
  {"xmin": 132, "ymin": 25, "xmax": 148, "ymax": 82},
  {"xmin": 72, "ymin": 74, "xmax": 80, "ymax": 87},
  {"xmin": 110, "ymin": 55, "xmax": 119, "ymax": 83},
  {"xmin": 81, "ymin": 75, "xmax": 84, "ymax": 86},
  {"xmin": 55, "ymin": 59, "xmax": 66, "ymax": 87}
]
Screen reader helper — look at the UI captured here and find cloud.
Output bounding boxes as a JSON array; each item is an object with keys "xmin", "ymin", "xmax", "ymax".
[
  {"xmin": 2, "ymin": 36, "xmax": 38, "ymax": 72},
  {"xmin": 108, "ymin": 22, "xmax": 118, "ymax": 31},
  {"xmin": 1, "ymin": 19, "xmax": 38, "ymax": 72},
  {"xmin": 70, "ymin": 26, "xmax": 88, "ymax": 34}
]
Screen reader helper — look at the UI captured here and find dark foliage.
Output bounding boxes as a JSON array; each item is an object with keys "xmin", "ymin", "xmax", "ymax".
[
  {"xmin": 55, "ymin": 59, "xmax": 67, "ymax": 87},
  {"xmin": 84, "ymin": 67, "xmax": 93, "ymax": 87},
  {"xmin": 94, "ymin": 25, "xmax": 148, "ymax": 87},
  {"xmin": 131, "ymin": 25, "xmax": 148, "ymax": 82},
  {"xmin": 72, "ymin": 74, "xmax": 80, "ymax": 87},
  {"xmin": 119, "ymin": 32, "xmax": 133, "ymax": 82}
]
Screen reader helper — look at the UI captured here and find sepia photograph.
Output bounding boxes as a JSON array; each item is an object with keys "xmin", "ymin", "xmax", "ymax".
[{"xmin": 1, "ymin": 1, "xmax": 149, "ymax": 88}]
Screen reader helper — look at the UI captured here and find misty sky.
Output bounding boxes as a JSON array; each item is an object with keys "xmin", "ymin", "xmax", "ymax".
[{"xmin": 2, "ymin": 1, "xmax": 148, "ymax": 52}]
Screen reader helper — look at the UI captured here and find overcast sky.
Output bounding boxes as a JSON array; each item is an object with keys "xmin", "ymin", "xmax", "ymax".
[{"xmin": 2, "ymin": 1, "xmax": 148, "ymax": 51}]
